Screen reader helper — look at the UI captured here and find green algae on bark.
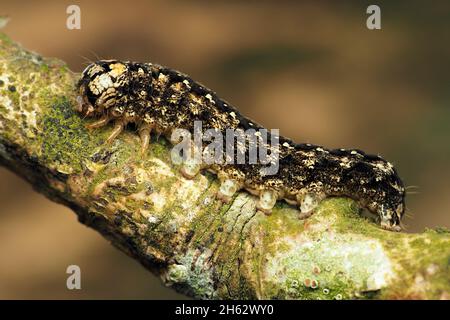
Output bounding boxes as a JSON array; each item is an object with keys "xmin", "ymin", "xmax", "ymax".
[{"xmin": 0, "ymin": 33, "xmax": 449, "ymax": 300}]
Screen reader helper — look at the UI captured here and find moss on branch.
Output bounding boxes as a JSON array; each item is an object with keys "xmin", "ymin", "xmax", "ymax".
[{"xmin": 0, "ymin": 33, "xmax": 449, "ymax": 300}]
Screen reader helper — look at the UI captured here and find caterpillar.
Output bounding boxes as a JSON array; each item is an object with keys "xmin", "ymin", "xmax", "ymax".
[{"xmin": 76, "ymin": 60, "xmax": 405, "ymax": 231}]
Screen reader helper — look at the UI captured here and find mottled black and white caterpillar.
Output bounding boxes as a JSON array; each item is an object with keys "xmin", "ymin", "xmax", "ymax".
[{"xmin": 76, "ymin": 60, "xmax": 405, "ymax": 231}]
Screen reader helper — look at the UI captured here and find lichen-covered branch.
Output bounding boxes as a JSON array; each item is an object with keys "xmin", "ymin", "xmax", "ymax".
[{"xmin": 0, "ymin": 33, "xmax": 449, "ymax": 300}]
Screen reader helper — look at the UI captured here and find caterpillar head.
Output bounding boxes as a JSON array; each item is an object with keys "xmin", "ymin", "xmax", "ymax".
[
  {"xmin": 76, "ymin": 60, "xmax": 152, "ymax": 119},
  {"xmin": 377, "ymin": 189, "xmax": 405, "ymax": 232},
  {"xmin": 370, "ymin": 164, "xmax": 406, "ymax": 231},
  {"xmin": 350, "ymin": 156, "xmax": 405, "ymax": 231}
]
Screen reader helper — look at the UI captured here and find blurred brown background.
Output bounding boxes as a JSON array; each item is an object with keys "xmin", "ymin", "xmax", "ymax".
[{"xmin": 0, "ymin": 0, "xmax": 449, "ymax": 299}]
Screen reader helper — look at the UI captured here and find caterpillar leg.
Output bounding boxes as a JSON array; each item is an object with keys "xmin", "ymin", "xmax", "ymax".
[
  {"xmin": 177, "ymin": 141, "xmax": 202, "ymax": 179},
  {"xmin": 180, "ymin": 156, "xmax": 202, "ymax": 179},
  {"xmin": 168, "ymin": 132, "xmax": 203, "ymax": 179},
  {"xmin": 138, "ymin": 125, "xmax": 152, "ymax": 155},
  {"xmin": 256, "ymin": 190, "xmax": 278, "ymax": 215},
  {"xmin": 297, "ymin": 192, "xmax": 323, "ymax": 219},
  {"xmin": 105, "ymin": 120, "xmax": 124, "ymax": 144},
  {"xmin": 217, "ymin": 178, "xmax": 241, "ymax": 203},
  {"xmin": 86, "ymin": 115, "xmax": 110, "ymax": 130}
]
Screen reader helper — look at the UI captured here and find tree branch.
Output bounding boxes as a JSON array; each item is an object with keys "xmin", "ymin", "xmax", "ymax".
[{"xmin": 0, "ymin": 33, "xmax": 449, "ymax": 300}]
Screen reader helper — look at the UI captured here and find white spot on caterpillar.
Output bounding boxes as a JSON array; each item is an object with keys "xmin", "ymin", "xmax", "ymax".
[
  {"xmin": 182, "ymin": 79, "xmax": 191, "ymax": 89},
  {"xmin": 108, "ymin": 63, "xmax": 126, "ymax": 78},
  {"xmin": 390, "ymin": 182, "xmax": 404, "ymax": 193},
  {"xmin": 205, "ymin": 93, "xmax": 215, "ymax": 104},
  {"xmin": 373, "ymin": 161, "xmax": 394, "ymax": 175},
  {"xmin": 86, "ymin": 64, "xmax": 104, "ymax": 77},
  {"xmin": 89, "ymin": 73, "xmax": 113, "ymax": 94},
  {"xmin": 302, "ymin": 158, "xmax": 315, "ymax": 169},
  {"xmin": 339, "ymin": 157, "xmax": 352, "ymax": 169},
  {"xmin": 158, "ymin": 73, "xmax": 169, "ymax": 83}
]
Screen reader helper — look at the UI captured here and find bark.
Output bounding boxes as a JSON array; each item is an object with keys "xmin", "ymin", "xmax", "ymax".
[{"xmin": 0, "ymin": 32, "xmax": 449, "ymax": 300}]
